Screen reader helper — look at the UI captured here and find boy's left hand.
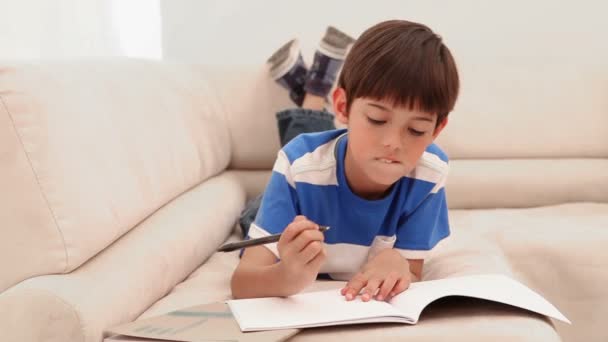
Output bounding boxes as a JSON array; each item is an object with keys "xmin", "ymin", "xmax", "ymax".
[{"xmin": 341, "ymin": 248, "xmax": 411, "ymax": 302}]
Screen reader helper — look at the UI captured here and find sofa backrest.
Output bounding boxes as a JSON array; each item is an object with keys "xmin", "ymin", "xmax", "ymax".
[
  {"xmin": 0, "ymin": 58, "xmax": 231, "ymax": 291},
  {"xmin": 223, "ymin": 58, "xmax": 608, "ymax": 167}
]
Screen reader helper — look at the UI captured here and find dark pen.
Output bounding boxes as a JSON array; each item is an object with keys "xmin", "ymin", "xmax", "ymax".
[{"xmin": 217, "ymin": 226, "xmax": 330, "ymax": 252}]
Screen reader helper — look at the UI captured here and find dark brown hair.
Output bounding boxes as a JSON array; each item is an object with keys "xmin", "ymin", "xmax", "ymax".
[{"xmin": 338, "ymin": 20, "xmax": 459, "ymax": 126}]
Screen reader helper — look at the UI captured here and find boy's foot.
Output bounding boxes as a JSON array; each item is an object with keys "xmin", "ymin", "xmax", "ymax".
[
  {"xmin": 304, "ymin": 26, "xmax": 356, "ymax": 98},
  {"xmin": 319, "ymin": 26, "xmax": 356, "ymax": 60},
  {"xmin": 267, "ymin": 39, "xmax": 308, "ymax": 106},
  {"xmin": 267, "ymin": 39, "xmax": 301, "ymax": 80}
]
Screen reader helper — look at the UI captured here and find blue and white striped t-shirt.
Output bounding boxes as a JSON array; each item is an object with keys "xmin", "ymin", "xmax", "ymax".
[{"xmin": 249, "ymin": 128, "xmax": 450, "ymax": 280}]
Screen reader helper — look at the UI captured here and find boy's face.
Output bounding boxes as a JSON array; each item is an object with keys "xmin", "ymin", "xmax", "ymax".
[{"xmin": 332, "ymin": 88, "xmax": 447, "ymax": 197}]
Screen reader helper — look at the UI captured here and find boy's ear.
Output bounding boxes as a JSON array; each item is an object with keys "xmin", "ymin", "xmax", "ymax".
[
  {"xmin": 332, "ymin": 87, "xmax": 349, "ymax": 125},
  {"xmin": 432, "ymin": 117, "xmax": 448, "ymax": 139}
]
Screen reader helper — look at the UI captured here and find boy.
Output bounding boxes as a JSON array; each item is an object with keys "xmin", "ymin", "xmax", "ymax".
[{"xmin": 231, "ymin": 20, "xmax": 459, "ymax": 302}]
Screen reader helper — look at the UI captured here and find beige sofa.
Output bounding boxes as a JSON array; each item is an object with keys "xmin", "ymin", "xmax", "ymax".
[{"xmin": 0, "ymin": 54, "xmax": 606, "ymax": 342}]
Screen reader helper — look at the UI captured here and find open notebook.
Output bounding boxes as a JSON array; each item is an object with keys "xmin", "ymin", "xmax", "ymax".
[{"xmin": 227, "ymin": 274, "xmax": 570, "ymax": 332}]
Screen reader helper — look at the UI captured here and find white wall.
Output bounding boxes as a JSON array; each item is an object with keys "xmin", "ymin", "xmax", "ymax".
[
  {"xmin": 159, "ymin": 0, "xmax": 608, "ymax": 67},
  {"xmin": 0, "ymin": 0, "xmax": 161, "ymax": 60},
  {"xmin": 2, "ymin": 0, "xmax": 606, "ymax": 66}
]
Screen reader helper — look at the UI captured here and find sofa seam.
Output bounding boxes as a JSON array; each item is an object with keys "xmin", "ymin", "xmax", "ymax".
[
  {"xmin": 205, "ymin": 72, "xmax": 234, "ymax": 171},
  {"xmin": 0, "ymin": 94, "xmax": 70, "ymax": 273}
]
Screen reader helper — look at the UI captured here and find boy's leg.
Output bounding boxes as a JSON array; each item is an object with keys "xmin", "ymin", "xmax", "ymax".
[
  {"xmin": 276, "ymin": 108, "xmax": 336, "ymax": 147},
  {"xmin": 238, "ymin": 194, "xmax": 262, "ymax": 237},
  {"xmin": 239, "ymin": 28, "xmax": 355, "ymax": 237},
  {"xmin": 276, "ymin": 26, "xmax": 356, "ymax": 146},
  {"xmin": 301, "ymin": 93, "xmax": 325, "ymax": 111},
  {"xmin": 240, "ymin": 40, "xmax": 307, "ymax": 237}
]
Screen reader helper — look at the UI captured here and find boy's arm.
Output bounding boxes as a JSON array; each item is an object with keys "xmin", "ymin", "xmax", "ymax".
[
  {"xmin": 408, "ymin": 258, "xmax": 423, "ymax": 282},
  {"xmin": 231, "ymin": 216, "xmax": 327, "ymax": 299},
  {"xmin": 230, "ymin": 246, "xmax": 289, "ymax": 299},
  {"xmin": 231, "ymin": 148, "xmax": 330, "ymax": 299}
]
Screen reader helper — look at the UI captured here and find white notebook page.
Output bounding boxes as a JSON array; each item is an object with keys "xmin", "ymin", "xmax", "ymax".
[
  {"xmin": 228, "ymin": 289, "xmax": 406, "ymax": 331},
  {"xmin": 390, "ymin": 274, "xmax": 570, "ymax": 324}
]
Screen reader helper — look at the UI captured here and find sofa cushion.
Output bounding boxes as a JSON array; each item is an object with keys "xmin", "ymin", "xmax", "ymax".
[
  {"xmin": 0, "ymin": 171, "xmax": 245, "ymax": 342},
  {"xmin": 138, "ymin": 202, "xmax": 607, "ymax": 342},
  {"xmin": 0, "ymin": 58, "xmax": 232, "ymax": 291},
  {"xmin": 427, "ymin": 202, "xmax": 608, "ymax": 342},
  {"xmin": 135, "ymin": 219, "xmax": 561, "ymax": 342}
]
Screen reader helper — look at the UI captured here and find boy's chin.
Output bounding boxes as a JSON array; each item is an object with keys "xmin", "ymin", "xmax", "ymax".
[{"xmin": 366, "ymin": 172, "xmax": 402, "ymax": 188}]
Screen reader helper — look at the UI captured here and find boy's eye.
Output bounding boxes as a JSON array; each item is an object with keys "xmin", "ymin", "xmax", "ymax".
[
  {"xmin": 367, "ymin": 117, "xmax": 386, "ymax": 125},
  {"xmin": 409, "ymin": 128, "xmax": 425, "ymax": 136}
]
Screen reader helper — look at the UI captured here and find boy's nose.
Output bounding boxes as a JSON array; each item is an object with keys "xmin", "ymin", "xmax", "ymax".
[{"xmin": 381, "ymin": 130, "xmax": 401, "ymax": 150}]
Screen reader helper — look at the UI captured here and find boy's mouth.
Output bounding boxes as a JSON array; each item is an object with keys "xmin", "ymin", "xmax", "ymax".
[{"xmin": 376, "ymin": 157, "xmax": 400, "ymax": 164}]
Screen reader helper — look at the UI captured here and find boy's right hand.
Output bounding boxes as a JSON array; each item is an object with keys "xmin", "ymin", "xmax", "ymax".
[{"xmin": 276, "ymin": 215, "xmax": 327, "ymax": 294}]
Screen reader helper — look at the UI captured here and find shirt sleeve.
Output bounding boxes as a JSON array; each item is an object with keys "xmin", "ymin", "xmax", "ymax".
[
  {"xmin": 247, "ymin": 150, "xmax": 299, "ymax": 258},
  {"xmin": 394, "ymin": 173, "xmax": 450, "ymax": 260}
]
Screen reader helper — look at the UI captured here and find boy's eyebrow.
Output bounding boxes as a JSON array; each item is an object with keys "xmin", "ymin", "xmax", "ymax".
[
  {"xmin": 367, "ymin": 103, "xmax": 393, "ymax": 112},
  {"xmin": 413, "ymin": 116, "xmax": 434, "ymax": 122},
  {"xmin": 367, "ymin": 102, "xmax": 434, "ymax": 122}
]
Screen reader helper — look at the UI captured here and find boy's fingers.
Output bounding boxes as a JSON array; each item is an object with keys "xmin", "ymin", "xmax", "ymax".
[
  {"xmin": 344, "ymin": 273, "xmax": 368, "ymax": 301},
  {"xmin": 281, "ymin": 219, "xmax": 317, "ymax": 244},
  {"xmin": 292, "ymin": 229, "xmax": 324, "ymax": 252},
  {"xmin": 278, "ymin": 222, "xmax": 310, "ymax": 258},
  {"xmin": 306, "ymin": 244, "xmax": 326, "ymax": 269},
  {"xmin": 361, "ymin": 278, "xmax": 382, "ymax": 302},
  {"xmin": 300, "ymin": 240, "xmax": 323, "ymax": 264},
  {"xmin": 294, "ymin": 215, "xmax": 307, "ymax": 222},
  {"xmin": 390, "ymin": 277, "xmax": 412, "ymax": 298},
  {"xmin": 377, "ymin": 273, "xmax": 399, "ymax": 301}
]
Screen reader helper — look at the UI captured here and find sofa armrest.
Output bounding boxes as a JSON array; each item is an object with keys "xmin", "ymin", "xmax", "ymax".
[{"xmin": 0, "ymin": 172, "xmax": 246, "ymax": 342}]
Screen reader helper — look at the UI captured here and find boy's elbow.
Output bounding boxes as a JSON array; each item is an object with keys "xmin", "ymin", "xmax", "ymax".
[
  {"xmin": 230, "ymin": 247, "xmax": 281, "ymax": 299},
  {"xmin": 230, "ymin": 269, "xmax": 245, "ymax": 299},
  {"xmin": 230, "ymin": 266, "xmax": 259, "ymax": 299}
]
